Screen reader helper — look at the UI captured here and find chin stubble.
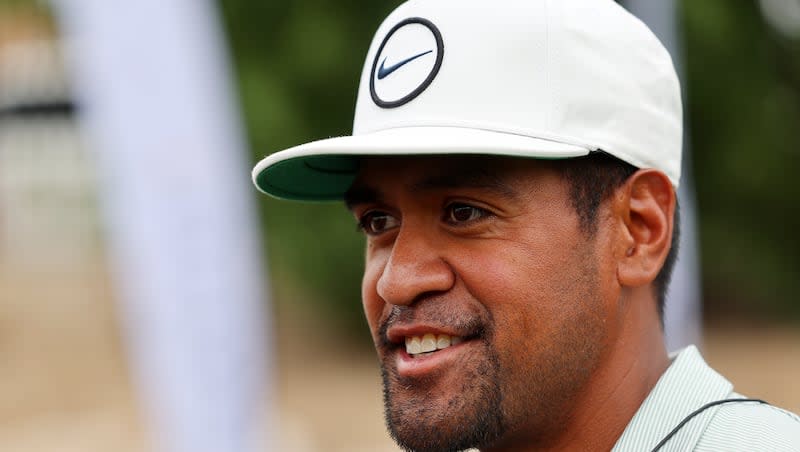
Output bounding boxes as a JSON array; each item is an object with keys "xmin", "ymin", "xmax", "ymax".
[{"xmin": 380, "ymin": 332, "xmax": 506, "ymax": 452}]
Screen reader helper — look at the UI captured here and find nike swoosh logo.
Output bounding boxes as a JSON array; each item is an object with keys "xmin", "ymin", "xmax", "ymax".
[{"xmin": 377, "ymin": 50, "xmax": 433, "ymax": 80}]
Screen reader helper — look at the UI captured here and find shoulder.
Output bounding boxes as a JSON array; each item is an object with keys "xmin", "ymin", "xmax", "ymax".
[{"xmin": 695, "ymin": 398, "xmax": 800, "ymax": 452}]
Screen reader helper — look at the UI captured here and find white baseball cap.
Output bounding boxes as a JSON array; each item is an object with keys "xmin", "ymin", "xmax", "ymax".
[{"xmin": 252, "ymin": 0, "xmax": 683, "ymax": 200}]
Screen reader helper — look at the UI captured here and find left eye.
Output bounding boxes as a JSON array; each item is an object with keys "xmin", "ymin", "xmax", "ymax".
[{"xmin": 445, "ymin": 203, "xmax": 487, "ymax": 224}]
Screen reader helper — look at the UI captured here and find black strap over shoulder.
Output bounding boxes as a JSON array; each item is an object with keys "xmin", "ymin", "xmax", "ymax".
[{"xmin": 650, "ymin": 398, "xmax": 768, "ymax": 452}]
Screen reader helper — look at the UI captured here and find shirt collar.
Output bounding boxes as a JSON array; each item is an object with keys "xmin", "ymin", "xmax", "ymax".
[{"xmin": 611, "ymin": 345, "xmax": 733, "ymax": 452}]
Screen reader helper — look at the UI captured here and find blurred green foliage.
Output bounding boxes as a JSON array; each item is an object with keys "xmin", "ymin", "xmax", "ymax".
[
  {"xmin": 683, "ymin": 0, "xmax": 800, "ymax": 320},
  {"xmin": 219, "ymin": 0, "xmax": 800, "ymax": 332},
  {"xmin": 219, "ymin": 1, "xmax": 404, "ymax": 339}
]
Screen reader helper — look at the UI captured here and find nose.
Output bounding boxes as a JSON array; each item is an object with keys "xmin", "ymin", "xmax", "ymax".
[{"xmin": 376, "ymin": 227, "xmax": 455, "ymax": 306}]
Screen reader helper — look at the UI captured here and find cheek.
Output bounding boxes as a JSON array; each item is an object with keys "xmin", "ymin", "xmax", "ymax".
[
  {"xmin": 455, "ymin": 235, "xmax": 595, "ymax": 339},
  {"xmin": 458, "ymin": 239, "xmax": 562, "ymax": 305}
]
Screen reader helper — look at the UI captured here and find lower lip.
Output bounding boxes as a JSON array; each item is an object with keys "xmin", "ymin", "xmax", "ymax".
[{"xmin": 394, "ymin": 341, "xmax": 472, "ymax": 378}]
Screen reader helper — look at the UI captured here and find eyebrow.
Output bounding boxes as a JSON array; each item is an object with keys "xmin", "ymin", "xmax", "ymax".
[
  {"xmin": 409, "ymin": 167, "xmax": 519, "ymax": 199},
  {"xmin": 344, "ymin": 185, "xmax": 383, "ymax": 211},
  {"xmin": 344, "ymin": 166, "xmax": 519, "ymax": 211}
]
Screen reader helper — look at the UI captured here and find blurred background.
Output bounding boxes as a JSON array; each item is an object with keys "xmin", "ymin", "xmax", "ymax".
[{"xmin": 0, "ymin": 0, "xmax": 798, "ymax": 451}]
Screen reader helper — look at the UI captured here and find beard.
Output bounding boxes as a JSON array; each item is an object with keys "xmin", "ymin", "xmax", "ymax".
[
  {"xmin": 380, "ymin": 328, "xmax": 506, "ymax": 452},
  {"xmin": 374, "ymin": 244, "xmax": 606, "ymax": 452},
  {"xmin": 379, "ymin": 312, "xmax": 604, "ymax": 452},
  {"xmin": 376, "ymin": 308, "xmax": 604, "ymax": 450}
]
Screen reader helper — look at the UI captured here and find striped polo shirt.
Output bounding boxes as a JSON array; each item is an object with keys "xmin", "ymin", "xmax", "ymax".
[{"xmin": 612, "ymin": 345, "xmax": 800, "ymax": 451}]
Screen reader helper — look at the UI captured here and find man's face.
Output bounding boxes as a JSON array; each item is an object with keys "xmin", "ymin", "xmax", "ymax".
[{"xmin": 346, "ymin": 156, "xmax": 618, "ymax": 452}]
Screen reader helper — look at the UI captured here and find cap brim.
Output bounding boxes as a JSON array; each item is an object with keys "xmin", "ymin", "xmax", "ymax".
[{"xmin": 252, "ymin": 127, "xmax": 592, "ymax": 201}]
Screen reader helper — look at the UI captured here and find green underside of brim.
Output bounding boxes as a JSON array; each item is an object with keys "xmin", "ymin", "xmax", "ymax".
[
  {"xmin": 255, "ymin": 152, "xmax": 578, "ymax": 202},
  {"xmin": 255, "ymin": 155, "xmax": 360, "ymax": 201}
]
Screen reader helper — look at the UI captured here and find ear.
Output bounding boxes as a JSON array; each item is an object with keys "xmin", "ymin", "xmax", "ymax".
[{"xmin": 615, "ymin": 169, "xmax": 676, "ymax": 288}]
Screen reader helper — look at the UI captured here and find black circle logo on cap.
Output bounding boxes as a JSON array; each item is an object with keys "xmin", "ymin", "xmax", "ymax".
[{"xmin": 370, "ymin": 17, "xmax": 444, "ymax": 109}]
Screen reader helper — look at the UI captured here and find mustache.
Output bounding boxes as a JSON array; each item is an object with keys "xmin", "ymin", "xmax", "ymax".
[{"xmin": 377, "ymin": 305, "xmax": 488, "ymax": 348}]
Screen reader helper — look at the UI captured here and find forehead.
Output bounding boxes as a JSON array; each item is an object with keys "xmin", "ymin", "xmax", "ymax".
[{"xmin": 345, "ymin": 155, "xmax": 561, "ymax": 207}]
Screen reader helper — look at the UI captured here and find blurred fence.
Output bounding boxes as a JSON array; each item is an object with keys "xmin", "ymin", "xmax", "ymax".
[
  {"xmin": 0, "ymin": 38, "xmax": 98, "ymax": 270},
  {"xmin": 0, "ymin": 8, "xmax": 143, "ymax": 452}
]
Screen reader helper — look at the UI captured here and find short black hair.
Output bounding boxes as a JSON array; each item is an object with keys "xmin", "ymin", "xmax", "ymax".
[{"xmin": 555, "ymin": 152, "xmax": 680, "ymax": 324}]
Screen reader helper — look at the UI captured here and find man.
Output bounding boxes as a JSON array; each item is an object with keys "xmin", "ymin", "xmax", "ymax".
[{"xmin": 252, "ymin": 0, "xmax": 800, "ymax": 450}]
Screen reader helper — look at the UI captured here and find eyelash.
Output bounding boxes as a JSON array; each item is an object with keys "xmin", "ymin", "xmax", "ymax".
[
  {"xmin": 356, "ymin": 211, "xmax": 398, "ymax": 236},
  {"xmin": 356, "ymin": 202, "xmax": 491, "ymax": 236},
  {"xmin": 443, "ymin": 202, "xmax": 491, "ymax": 225}
]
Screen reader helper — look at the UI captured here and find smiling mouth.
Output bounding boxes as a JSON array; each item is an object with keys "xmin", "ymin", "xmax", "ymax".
[{"xmin": 404, "ymin": 333, "xmax": 464, "ymax": 357}]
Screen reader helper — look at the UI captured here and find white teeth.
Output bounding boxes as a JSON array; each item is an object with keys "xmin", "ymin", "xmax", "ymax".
[
  {"xmin": 405, "ymin": 333, "xmax": 464, "ymax": 356},
  {"xmin": 406, "ymin": 336, "xmax": 422, "ymax": 355},
  {"xmin": 420, "ymin": 334, "xmax": 437, "ymax": 353}
]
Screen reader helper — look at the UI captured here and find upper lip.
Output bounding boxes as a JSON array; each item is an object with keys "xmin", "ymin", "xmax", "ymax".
[{"xmin": 386, "ymin": 324, "xmax": 469, "ymax": 345}]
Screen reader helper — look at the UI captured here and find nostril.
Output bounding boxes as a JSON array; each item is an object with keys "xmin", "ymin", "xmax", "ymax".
[
  {"xmin": 377, "ymin": 261, "xmax": 455, "ymax": 306},
  {"xmin": 376, "ymin": 229, "xmax": 456, "ymax": 305}
]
